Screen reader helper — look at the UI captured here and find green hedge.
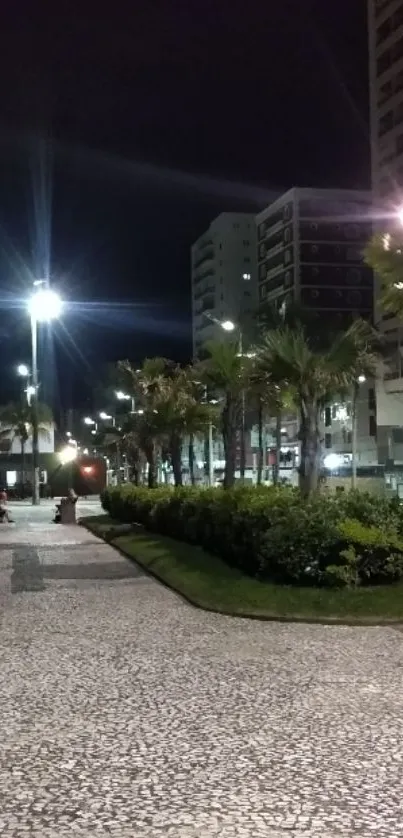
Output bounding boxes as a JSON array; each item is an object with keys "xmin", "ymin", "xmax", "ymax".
[{"xmin": 101, "ymin": 485, "xmax": 403, "ymax": 588}]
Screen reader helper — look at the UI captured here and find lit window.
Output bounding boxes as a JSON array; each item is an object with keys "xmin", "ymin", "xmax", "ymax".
[{"xmin": 242, "ymin": 272, "xmax": 251, "ymax": 280}]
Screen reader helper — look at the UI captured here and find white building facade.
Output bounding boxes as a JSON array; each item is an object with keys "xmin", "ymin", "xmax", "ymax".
[{"xmin": 191, "ymin": 212, "xmax": 257, "ymax": 357}]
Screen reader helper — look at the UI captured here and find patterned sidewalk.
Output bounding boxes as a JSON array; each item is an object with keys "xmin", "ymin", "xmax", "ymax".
[{"xmin": 0, "ymin": 512, "xmax": 403, "ymax": 837}]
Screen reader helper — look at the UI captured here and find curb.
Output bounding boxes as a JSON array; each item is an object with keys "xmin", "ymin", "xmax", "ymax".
[{"xmin": 80, "ymin": 519, "xmax": 403, "ymax": 628}]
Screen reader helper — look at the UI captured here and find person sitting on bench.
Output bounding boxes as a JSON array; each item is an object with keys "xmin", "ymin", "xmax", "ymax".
[
  {"xmin": 0, "ymin": 488, "xmax": 13, "ymax": 523},
  {"xmin": 54, "ymin": 488, "xmax": 77, "ymax": 523}
]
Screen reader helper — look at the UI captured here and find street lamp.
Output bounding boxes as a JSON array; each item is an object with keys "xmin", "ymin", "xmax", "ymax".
[
  {"xmin": 17, "ymin": 364, "xmax": 29, "ymax": 378},
  {"xmin": 59, "ymin": 445, "xmax": 77, "ymax": 465},
  {"xmin": 99, "ymin": 411, "xmax": 115, "ymax": 426},
  {"xmin": 116, "ymin": 390, "xmax": 135, "ymax": 413},
  {"xmin": 352, "ymin": 375, "xmax": 367, "ymax": 489},
  {"xmin": 84, "ymin": 416, "xmax": 97, "ymax": 428},
  {"xmin": 28, "ymin": 285, "xmax": 62, "ymax": 505},
  {"xmin": 202, "ymin": 312, "xmax": 249, "ymax": 480},
  {"xmin": 221, "ymin": 319, "xmax": 236, "ymax": 332}
]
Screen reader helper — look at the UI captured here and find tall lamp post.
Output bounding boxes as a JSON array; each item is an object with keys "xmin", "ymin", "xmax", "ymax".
[
  {"xmin": 352, "ymin": 374, "xmax": 366, "ymax": 489},
  {"xmin": 28, "ymin": 286, "xmax": 62, "ymax": 505},
  {"xmin": 203, "ymin": 312, "xmax": 252, "ymax": 481}
]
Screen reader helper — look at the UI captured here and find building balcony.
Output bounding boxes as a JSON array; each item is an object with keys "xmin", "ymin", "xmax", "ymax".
[
  {"xmin": 384, "ymin": 375, "xmax": 403, "ymax": 393},
  {"xmin": 193, "ymin": 247, "xmax": 214, "ymax": 269},
  {"xmin": 193, "ymin": 284, "xmax": 215, "ymax": 301}
]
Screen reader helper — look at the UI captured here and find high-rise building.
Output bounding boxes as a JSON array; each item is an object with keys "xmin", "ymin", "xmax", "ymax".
[
  {"xmin": 257, "ymin": 187, "xmax": 376, "ymax": 473},
  {"xmin": 256, "ymin": 187, "xmax": 373, "ymax": 322},
  {"xmin": 191, "ymin": 212, "xmax": 257, "ymax": 357},
  {"xmin": 368, "ymin": 0, "xmax": 403, "ymax": 203},
  {"xmin": 368, "ymin": 0, "xmax": 403, "ymax": 467}
]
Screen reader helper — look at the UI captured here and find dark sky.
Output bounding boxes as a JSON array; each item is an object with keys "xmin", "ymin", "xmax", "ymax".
[{"xmin": 0, "ymin": 0, "xmax": 369, "ymax": 407}]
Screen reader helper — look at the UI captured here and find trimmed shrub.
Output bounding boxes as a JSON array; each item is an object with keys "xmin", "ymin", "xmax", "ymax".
[{"xmin": 101, "ymin": 485, "xmax": 403, "ymax": 588}]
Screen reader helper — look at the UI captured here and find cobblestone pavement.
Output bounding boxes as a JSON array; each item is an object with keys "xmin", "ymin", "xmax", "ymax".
[{"xmin": 1, "ymin": 513, "xmax": 403, "ymax": 837}]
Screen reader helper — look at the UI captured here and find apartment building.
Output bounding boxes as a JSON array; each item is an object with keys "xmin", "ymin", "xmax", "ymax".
[
  {"xmin": 368, "ymin": 0, "xmax": 403, "ymax": 465},
  {"xmin": 256, "ymin": 187, "xmax": 376, "ymax": 470},
  {"xmin": 256, "ymin": 187, "xmax": 373, "ymax": 321},
  {"xmin": 191, "ymin": 212, "xmax": 257, "ymax": 357}
]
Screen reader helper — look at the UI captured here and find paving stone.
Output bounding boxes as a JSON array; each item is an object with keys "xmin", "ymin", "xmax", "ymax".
[{"xmin": 0, "ymin": 509, "xmax": 403, "ymax": 836}]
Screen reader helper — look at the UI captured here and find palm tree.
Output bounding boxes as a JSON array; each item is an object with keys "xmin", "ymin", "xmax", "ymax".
[
  {"xmin": 257, "ymin": 319, "xmax": 379, "ymax": 496},
  {"xmin": 249, "ymin": 363, "xmax": 292, "ymax": 485},
  {"xmin": 197, "ymin": 341, "xmax": 252, "ymax": 488},
  {"xmin": 0, "ymin": 402, "xmax": 53, "ymax": 495},
  {"xmin": 118, "ymin": 359, "xmax": 213, "ymax": 487}
]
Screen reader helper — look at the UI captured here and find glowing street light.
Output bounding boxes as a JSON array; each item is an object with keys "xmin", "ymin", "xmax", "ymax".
[
  {"xmin": 59, "ymin": 445, "xmax": 77, "ymax": 465},
  {"xmin": 221, "ymin": 319, "xmax": 236, "ymax": 332},
  {"xmin": 84, "ymin": 417, "xmax": 96, "ymax": 426},
  {"xmin": 358, "ymin": 374, "xmax": 366, "ymax": 383},
  {"xmin": 116, "ymin": 390, "xmax": 135, "ymax": 413},
  {"xmin": 17, "ymin": 364, "xmax": 29, "ymax": 378},
  {"xmin": 28, "ymin": 284, "xmax": 63, "ymax": 505},
  {"xmin": 28, "ymin": 288, "xmax": 62, "ymax": 322}
]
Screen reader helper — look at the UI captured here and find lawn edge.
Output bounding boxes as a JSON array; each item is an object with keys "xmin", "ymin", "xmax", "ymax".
[{"xmin": 80, "ymin": 517, "xmax": 403, "ymax": 627}]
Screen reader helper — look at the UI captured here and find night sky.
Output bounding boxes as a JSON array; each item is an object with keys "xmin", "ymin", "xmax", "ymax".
[{"xmin": 0, "ymin": 0, "xmax": 369, "ymax": 408}]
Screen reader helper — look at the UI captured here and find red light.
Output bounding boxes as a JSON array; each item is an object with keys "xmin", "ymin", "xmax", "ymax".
[{"xmin": 82, "ymin": 466, "xmax": 93, "ymax": 474}]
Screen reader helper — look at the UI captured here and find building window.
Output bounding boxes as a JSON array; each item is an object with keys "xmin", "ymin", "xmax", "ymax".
[
  {"xmin": 244, "ymin": 257, "xmax": 251, "ymax": 263},
  {"xmin": 331, "ymin": 405, "xmax": 337, "ymax": 419},
  {"xmin": 242, "ymin": 272, "xmax": 251, "ymax": 280},
  {"xmin": 310, "ymin": 222, "xmax": 318, "ymax": 231},
  {"xmin": 233, "ymin": 223, "xmax": 240, "ymax": 229},
  {"xmin": 311, "ymin": 244, "xmax": 318, "ymax": 254},
  {"xmin": 325, "ymin": 407, "xmax": 331, "ymax": 427},
  {"xmin": 325, "ymin": 433, "xmax": 332, "ymax": 449},
  {"xmin": 243, "ymin": 240, "xmax": 250, "ymax": 246},
  {"xmin": 258, "ymin": 222, "xmax": 266, "ymax": 240},
  {"xmin": 369, "ymin": 415, "xmax": 377, "ymax": 437},
  {"xmin": 219, "ymin": 243, "xmax": 222, "ymax": 250}
]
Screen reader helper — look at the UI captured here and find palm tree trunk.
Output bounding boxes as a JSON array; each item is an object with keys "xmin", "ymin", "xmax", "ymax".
[
  {"xmin": 257, "ymin": 400, "xmax": 264, "ymax": 486},
  {"xmin": 21, "ymin": 440, "xmax": 26, "ymax": 499},
  {"xmin": 170, "ymin": 434, "xmax": 183, "ymax": 487},
  {"xmin": 273, "ymin": 412, "xmax": 282, "ymax": 486},
  {"xmin": 223, "ymin": 399, "xmax": 237, "ymax": 489},
  {"xmin": 299, "ymin": 404, "xmax": 321, "ymax": 497},
  {"xmin": 145, "ymin": 444, "xmax": 158, "ymax": 488},
  {"xmin": 188, "ymin": 433, "xmax": 196, "ymax": 485}
]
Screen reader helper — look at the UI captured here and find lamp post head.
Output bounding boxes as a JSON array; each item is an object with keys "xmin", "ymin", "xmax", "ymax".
[
  {"xmin": 99, "ymin": 411, "xmax": 112, "ymax": 420},
  {"xmin": 83, "ymin": 417, "xmax": 95, "ymax": 426},
  {"xmin": 28, "ymin": 288, "xmax": 62, "ymax": 322},
  {"xmin": 59, "ymin": 445, "xmax": 77, "ymax": 465},
  {"xmin": 221, "ymin": 319, "xmax": 236, "ymax": 332},
  {"xmin": 17, "ymin": 364, "xmax": 29, "ymax": 377}
]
